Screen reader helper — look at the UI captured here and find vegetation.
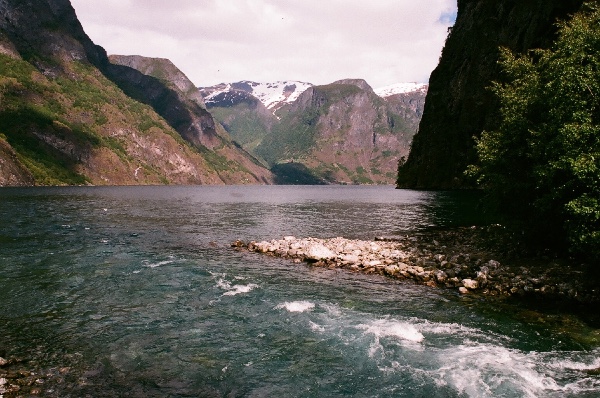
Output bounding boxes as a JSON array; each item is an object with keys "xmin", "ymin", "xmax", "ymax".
[
  {"xmin": 210, "ymin": 105, "xmax": 270, "ymax": 152},
  {"xmin": 255, "ymin": 110, "xmax": 318, "ymax": 165},
  {"xmin": 468, "ymin": 4, "xmax": 600, "ymax": 259}
]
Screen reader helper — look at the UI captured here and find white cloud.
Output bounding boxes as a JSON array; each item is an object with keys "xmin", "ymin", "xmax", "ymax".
[{"xmin": 70, "ymin": 0, "xmax": 457, "ymax": 88}]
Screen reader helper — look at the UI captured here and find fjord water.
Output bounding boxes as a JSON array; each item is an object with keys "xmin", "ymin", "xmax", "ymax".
[{"xmin": 0, "ymin": 186, "xmax": 598, "ymax": 397}]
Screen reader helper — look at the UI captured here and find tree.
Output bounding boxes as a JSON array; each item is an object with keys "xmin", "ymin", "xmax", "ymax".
[{"xmin": 469, "ymin": 4, "xmax": 600, "ymax": 259}]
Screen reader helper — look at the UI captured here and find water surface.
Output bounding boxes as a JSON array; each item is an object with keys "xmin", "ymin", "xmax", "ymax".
[{"xmin": 0, "ymin": 186, "xmax": 598, "ymax": 397}]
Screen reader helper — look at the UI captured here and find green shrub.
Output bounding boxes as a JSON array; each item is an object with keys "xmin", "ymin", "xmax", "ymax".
[{"xmin": 469, "ymin": 4, "xmax": 600, "ymax": 258}]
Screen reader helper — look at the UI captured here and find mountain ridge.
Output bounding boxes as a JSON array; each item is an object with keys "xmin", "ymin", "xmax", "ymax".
[
  {"xmin": 0, "ymin": 0, "xmax": 273, "ymax": 186},
  {"xmin": 202, "ymin": 78, "xmax": 428, "ymax": 184}
]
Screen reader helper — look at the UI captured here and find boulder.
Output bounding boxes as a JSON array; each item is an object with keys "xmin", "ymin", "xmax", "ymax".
[
  {"xmin": 305, "ymin": 244, "xmax": 336, "ymax": 261},
  {"xmin": 462, "ymin": 279, "xmax": 479, "ymax": 290}
]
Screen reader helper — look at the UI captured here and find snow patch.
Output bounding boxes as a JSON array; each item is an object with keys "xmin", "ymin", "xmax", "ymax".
[
  {"xmin": 200, "ymin": 81, "xmax": 312, "ymax": 110},
  {"xmin": 374, "ymin": 83, "xmax": 428, "ymax": 98}
]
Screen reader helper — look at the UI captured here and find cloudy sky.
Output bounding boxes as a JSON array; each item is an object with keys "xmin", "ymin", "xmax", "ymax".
[{"xmin": 69, "ymin": 0, "xmax": 457, "ymax": 89}]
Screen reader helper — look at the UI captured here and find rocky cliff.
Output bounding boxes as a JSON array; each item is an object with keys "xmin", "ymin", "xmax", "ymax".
[
  {"xmin": 198, "ymin": 83, "xmax": 277, "ymax": 155},
  {"xmin": 0, "ymin": 0, "xmax": 272, "ymax": 185},
  {"xmin": 203, "ymin": 79, "xmax": 426, "ymax": 184},
  {"xmin": 397, "ymin": 0, "xmax": 586, "ymax": 189},
  {"xmin": 257, "ymin": 79, "xmax": 426, "ymax": 184},
  {"xmin": 108, "ymin": 55, "xmax": 273, "ymax": 183}
]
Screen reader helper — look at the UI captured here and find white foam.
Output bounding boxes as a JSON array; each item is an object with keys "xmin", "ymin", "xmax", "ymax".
[
  {"xmin": 276, "ymin": 301, "xmax": 315, "ymax": 313},
  {"xmin": 417, "ymin": 320, "xmax": 513, "ymax": 345},
  {"xmin": 358, "ymin": 319, "xmax": 424, "ymax": 343},
  {"xmin": 429, "ymin": 344, "xmax": 600, "ymax": 397},
  {"xmin": 222, "ymin": 284, "xmax": 259, "ymax": 296},
  {"xmin": 215, "ymin": 275, "xmax": 258, "ymax": 297},
  {"xmin": 142, "ymin": 260, "xmax": 175, "ymax": 269}
]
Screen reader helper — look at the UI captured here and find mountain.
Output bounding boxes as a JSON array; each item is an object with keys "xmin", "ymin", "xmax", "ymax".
[
  {"xmin": 108, "ymin": 55, "xmax": 273, "ymax": 182},
  {"xmin": 202, "ymin": 79, "xmax": 426, "ymax": 184},
  {"xmin": 200, "ymin": 81, "xmax": 313, "ymax": 114},
  {"xmin": 374, "ymin": 83, "xmax": 428, "ymax": 98},
  {"xmin": 0, "ymin": 0, "xmax": 272, "ymax": 186},
  {"xmin": 397, "ymin": 0, "xmax": 586, "ymax": 189}
]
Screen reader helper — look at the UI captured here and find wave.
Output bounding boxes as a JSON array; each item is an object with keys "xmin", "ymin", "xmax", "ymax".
[
  {"xmin": 213, "ymin": 272, "xmax": 259, "ymax": 297},
  {"xmin": 275, "ymin": 301, "xmax": 316, "ymax": 313},
  {"xmin": 222, "ymin": 283, "xmax": 259, "ymax": 296},
  {"xmin": 358, "ymin": 319, "xmax": 424, "ymax": 343}
]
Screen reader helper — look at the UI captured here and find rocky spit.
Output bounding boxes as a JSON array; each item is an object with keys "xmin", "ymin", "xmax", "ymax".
[{"xmin": 233, "ymin": 226, "xmax": 600, "ymax": 305}]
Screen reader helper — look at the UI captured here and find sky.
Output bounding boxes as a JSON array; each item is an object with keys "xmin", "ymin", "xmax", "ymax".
[{"xmin": 69, "ymin": 0, "xmax": 457, "ymax": 89}]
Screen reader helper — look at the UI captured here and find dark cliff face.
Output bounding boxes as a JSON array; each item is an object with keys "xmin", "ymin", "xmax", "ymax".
[
  {"xmin": 0, "ymin": 0, "xmax": 104, "ymax": 68},
  {"xmin": 397, "ymin": 0, "xmax": 586, "ymax": 189},
  {"xmin": 107, "ymin": 56, "xmax": 220, "ymax": 149}
]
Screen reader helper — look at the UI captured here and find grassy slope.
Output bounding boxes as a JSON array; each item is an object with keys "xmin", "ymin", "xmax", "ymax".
[{"xmin": 0, "ymin": 53, "xmax": 231, "ymax": 185}]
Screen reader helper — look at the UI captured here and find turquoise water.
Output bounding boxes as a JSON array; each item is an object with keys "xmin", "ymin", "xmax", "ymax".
[{"xmin": 0, "ymin": 185, "xmax": 598, "ymax": 397}]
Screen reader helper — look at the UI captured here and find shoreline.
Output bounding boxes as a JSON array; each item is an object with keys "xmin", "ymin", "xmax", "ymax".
[{"xmin": 233, "ymin": 225, "xmax": 600, "ymax": 309}]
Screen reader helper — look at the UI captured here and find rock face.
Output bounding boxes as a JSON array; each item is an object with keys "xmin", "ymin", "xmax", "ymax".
[
  {"xmin": 205, "ymin": 78, "xmax": 427, "ymax": 184},
  {"xmin": 0, "ymin": 0, "xmax": 272, "ymax": 185},
  {"xmin": 107, "ymin": 55, "xmax": 219, "ymax": 149},
  {"xmin": 108, "ymin": 55, "xmax": 273, "ymax": 183},
  {"xmin": 259, "ymin": 79, "xmax": 425, "ymax": 185},
  {"xmin": 397, "ymin": 0, "xmax": 586, "ymax": 189}
]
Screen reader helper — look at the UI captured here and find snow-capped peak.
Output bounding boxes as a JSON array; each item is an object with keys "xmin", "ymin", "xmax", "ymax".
[
  {"xmin": 199, "ymin": 81, "xmax": 313, "ymax": 111},
  {"xmin": 374, "ymin": 83, "xmax": 428, "ymax": 98},
  {"xmin": 244, "ymin": 81, "xmax": 313, "ymax": 110}
]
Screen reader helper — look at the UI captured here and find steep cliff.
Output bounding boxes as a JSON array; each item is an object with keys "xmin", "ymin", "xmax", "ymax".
[
  {"xmin": 255, "ymin": 79, "xmax": 426, "ymax": 184},
  {"xmin": 108, "ymin": 55, "xmax": 273, "ymax": 183},
  {"xmin": 199, "ymin": 83, "xmax": 277, "ymax": 156},
  {"xmin": 397, "ymin": 0, "xmax": 586, "ymax": 189},
  {"xmin": 0, "ymin": 0, "xmax": 272, "ymax": 185}
]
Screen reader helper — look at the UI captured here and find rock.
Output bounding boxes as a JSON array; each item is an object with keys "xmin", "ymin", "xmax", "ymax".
[
  {"xmin": 305, "ymin": 244, "xmax": 336, "ymax": 261},
  {"xmin": 476, "ymin": 271, "xmax": 488, "ymax": 287},
  {"xmin": 585, "ymin": 368, "xmax": 600, "ymax": 376},
  {"xmin": 340, "ymin": 254, "xmax": 360, "ymax": 264},
  {"xmin": 462, "ymin": 279, "xmax": 479, "ymax": 290},
  {"xmin": 0, "ymin": 357, "xmax": 7, "ymax": 367},
  {"xmin": 435, "ymin": 270, "xmax": 448, "ymax": 283},
  {"xmin": 384, "ymin": 265, "xmax": 399, "ymax": 275},
  {"xmin": 237, "ymin": 232, "xmax": 600, "ymax": 305},
  {"xmin": 459, "ymin": 287, "xmax": 469, "ymax": 294}
]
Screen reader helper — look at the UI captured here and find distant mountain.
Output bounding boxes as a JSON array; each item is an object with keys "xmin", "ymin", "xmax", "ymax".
[
  {"xmin": 200, "ymin": 81, "xmax": 313, "ymax": 114},
  {"xmin": 0, "ymin": 0, "xmax": 272, "ymax": 186},
  {"xmin": 374, "ymin": 83, "xmax": 428, "ymax": 98},
  {"xmin": 201, "ymin": 79, "xmax": 427, "ymax": 184}
]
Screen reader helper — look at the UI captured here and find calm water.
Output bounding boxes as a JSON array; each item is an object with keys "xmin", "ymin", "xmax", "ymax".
[{"xmin": 0, "ymin": 185, "xmax": 598, "ymax": 397}]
